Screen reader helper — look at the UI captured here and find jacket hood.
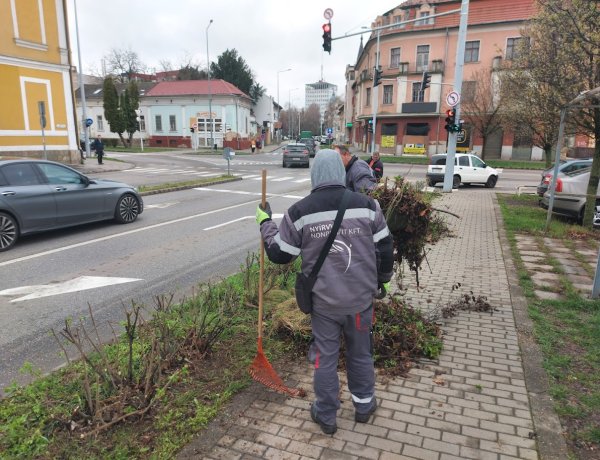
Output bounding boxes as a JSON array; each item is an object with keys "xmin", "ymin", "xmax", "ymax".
[{"xmin": 311, "ymin": 149, "xmax": 346, "ymax": 189}]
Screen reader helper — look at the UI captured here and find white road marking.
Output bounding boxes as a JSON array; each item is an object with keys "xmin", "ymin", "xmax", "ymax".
[
  {"xmin": 293, "ymin": 178, "xmax": 312, "ymax": 183},
  {"xmin": 145, "ymin": 202, "xmax": 178, "ymax": 209},
  {"xmin": 0, "ymin": 276, "xmax": 142, "ymax": 302},
  {"xmin": 272, "ymin": 176, "xmax": 294, "ymax": 182},
  {"xmin": 203, "ymin": 213, "xmax": 284, "ymax": 231},
  {"xmin": 251, "ymin": 176, "xmax": 275, "ymax": 180},
  {"xmin": 241, "ymin": 174, "xmax": 260, "ymax": 179}
]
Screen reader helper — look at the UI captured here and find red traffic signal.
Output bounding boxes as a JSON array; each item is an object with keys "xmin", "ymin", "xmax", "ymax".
[
  {"xmin": 444, "ymin": 109, "xmax": 456, "ymax": 132},
  {"xmin": 322, "ymin": 22, "xmax": 332, "ymax": 53}
]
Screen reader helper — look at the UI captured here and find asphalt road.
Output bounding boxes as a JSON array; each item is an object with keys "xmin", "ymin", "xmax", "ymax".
[{"xmin": 0, "ymin": 150, "xmax": 541, "ymax": 393}]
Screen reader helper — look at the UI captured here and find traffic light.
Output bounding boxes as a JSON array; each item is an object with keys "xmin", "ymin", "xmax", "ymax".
[
  {"xmin": 444, "ymin": 109, "xmax": 456, "ymax": 132},
  {"xmin": 322, "ymin": 22, "xmax": 332, "ymax": 53},
  {"xmin": 420, "ymin": 71, "xmax": 431, "ymax": 92},
  {"xmin": 373, "ymin": 66, "xmax": 382, "ymax": 87}
]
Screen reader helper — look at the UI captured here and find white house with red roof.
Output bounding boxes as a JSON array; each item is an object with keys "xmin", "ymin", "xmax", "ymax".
[{"xmin": 143, "ymin": 79, "xmax": 253, "ymax": 148}]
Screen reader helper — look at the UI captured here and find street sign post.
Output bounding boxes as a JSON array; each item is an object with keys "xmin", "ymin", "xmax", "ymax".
[{"xmin": 223, "ymin": 147, "xmax": 235, "ymax": 175}]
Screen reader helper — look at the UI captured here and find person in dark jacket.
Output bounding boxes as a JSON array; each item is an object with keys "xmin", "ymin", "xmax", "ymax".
[
  {"xmin": 92, "ymin": 135, "xmax": 104, "ymax": 165},
  {"xmin": 256, "ymin": 149, "xmax": 394, "ymax": 435},
  {"xmin": 334, "ymin": 144, "xmax": 377, "ymax": 193},
  {"xmin": 367, "ymin": 151, "xmax": 384, "ymax": 181}
]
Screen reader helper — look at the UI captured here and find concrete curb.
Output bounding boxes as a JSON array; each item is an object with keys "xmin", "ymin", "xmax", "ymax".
[
  {"xmin": 139, "ymin": 177, "xmax": 242, "ymax": 196},
  {"xmin": 492, "ymin": 194, "xmax": 570, "ymax": 460}
]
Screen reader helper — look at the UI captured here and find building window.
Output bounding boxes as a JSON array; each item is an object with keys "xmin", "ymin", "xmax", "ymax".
[
  {"xmin": 366, "ymin": 88, "xmax": 371, "ymax": 106},
  {"xmin": 139, "ymin": 115, "xmax": 146, "ymax": 131},
  {"xmin": 169, "ymin": 115, "xmax": 176, "ymax": 132},
  {"xmin": 416, "ymin": 45, "xmax": 429, "ymax": 72},
  {"xmin": 390, "ymin": 48, "xmax": 401, "ymax": 68},
  {"xmin": 383, "ymin": 85, "xmax": 393, "ymax": 104},
  {"xmin": 462, "ymin": 81, "xmax": 476, "ymax": 103},
  {"xmin": 415, "ymin": 12, "xmax": 432, "ymax": 26},
  {"xmin": 412, "ymin": 82, "xmax": 424, "ymax": 102},
  {"xmin": 155, "ymin": 115, "xmax": 162, "ymax": 132},
  {"xmin": 465, "ymin": 41, "xmax": 480, "ymax": 63},
  {"xmin": 96, "ymin": 115, "xmax": 104, "ymax": 131},
  {"xmin": 392, "ymin": 15, "xmax": 404, "ymax": 29},
  {"xmin": 506, "ymin": 37, "xmax": 529, "ymax": 60}
]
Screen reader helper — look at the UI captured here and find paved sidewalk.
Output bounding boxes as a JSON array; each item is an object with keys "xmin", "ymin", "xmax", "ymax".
[{"xmin": 178, "ymin": 190, "xmax": 569, "ymax": 460}]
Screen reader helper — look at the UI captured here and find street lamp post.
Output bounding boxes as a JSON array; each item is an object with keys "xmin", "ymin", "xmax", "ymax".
[
  {"xmin": 289, "ymin": 88, "xmax": 299, "ymax": 139},
  {"xmin": 73, "ymin": 0, "xmax": 90, "ymax": 160},
  {"xmin": 277, "ymin": 68, "xmax": 291, "ymax": 142},
  {"xmin": 206, "ymin": 19, "xmax": 214, "ymax": 149}
]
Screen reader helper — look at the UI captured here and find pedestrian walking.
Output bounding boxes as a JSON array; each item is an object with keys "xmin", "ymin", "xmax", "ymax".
[
  {"xmin": 367, "ymin": 151, "xmax": 384, "ymax": 181},
  {"xmin": 251, "ymin": 139, "xmax": 256, "ymax": 153},
  {"xmin": 256, "ymin": 149, "xmax": 394, "ymax": 435},
  {"xmin": 93, "ymin": 135, "xmax": 105, "ymax": 165},
  {"xmin": 334, "ymin": 144, "xmax": 377, "ymax": 193}
]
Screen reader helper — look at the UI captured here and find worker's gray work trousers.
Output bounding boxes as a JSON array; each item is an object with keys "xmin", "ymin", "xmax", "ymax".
[{"xmin": 309, "ymin": 305, "xmax": 376, "ymax": 426}]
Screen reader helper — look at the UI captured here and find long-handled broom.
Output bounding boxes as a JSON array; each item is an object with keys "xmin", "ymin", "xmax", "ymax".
[{"xmin": 249, "ymin": 169, "xmax": 306, "ymax": 398}]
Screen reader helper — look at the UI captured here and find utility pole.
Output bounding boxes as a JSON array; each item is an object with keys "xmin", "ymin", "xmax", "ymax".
[
  {"xmin": 371, "ymin": 29, "xmax": 381, "ymax": 154},
  {"xmin": 442, "ymin": 0, "xmax": 470, "ymax": 192},
  {"xmin": 73, "ymin": 0, "xmax": 90, "ymax": 159},
  {"xmin": 206, "ymin": 19, "xmax": 214, "ymax": 149}
]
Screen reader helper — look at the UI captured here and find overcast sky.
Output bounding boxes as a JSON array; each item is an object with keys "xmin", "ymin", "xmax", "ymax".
[{"xmin": 67, "ymin": 0, "xmax": 399, "ymax": 107}]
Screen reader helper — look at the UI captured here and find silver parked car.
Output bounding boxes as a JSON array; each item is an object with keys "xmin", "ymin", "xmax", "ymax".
[
  {"xmin": 0, "ymin": 160, "xmax": 143, "ymax": 251},
  {"xmin": 539, "ymin": 167, "xmax": 597, "ymax": 223}
]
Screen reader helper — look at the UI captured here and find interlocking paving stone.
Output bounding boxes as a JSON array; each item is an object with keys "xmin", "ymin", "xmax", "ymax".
[{"xmin": 183, "ymin": 191, "xmax": 546, "ymax": 460}]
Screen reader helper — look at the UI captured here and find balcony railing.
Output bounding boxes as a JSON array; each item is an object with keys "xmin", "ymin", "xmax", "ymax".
[{"xmin": 389, "ymin": 59, "xmax": 444, "ymax": 74}]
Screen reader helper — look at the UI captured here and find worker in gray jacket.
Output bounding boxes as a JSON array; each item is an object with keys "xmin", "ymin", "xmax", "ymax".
[
  {"xmin": 256, "ymin": 149, "xmax": 394, "ymax": 435},
  {"xmin": 334, "ymin": 144, "xmax": 377, "ymax": 193}
]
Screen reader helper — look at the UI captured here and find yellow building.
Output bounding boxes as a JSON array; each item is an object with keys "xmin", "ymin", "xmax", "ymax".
[{"xmin": 0, "ymin": 0, "xmax": 78, "ymax": 162}]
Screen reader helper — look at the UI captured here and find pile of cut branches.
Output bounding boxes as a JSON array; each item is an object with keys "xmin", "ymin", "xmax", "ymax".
[{"xmin": 370, "ymin": 177, "xmax": 455, "ymax": 286}]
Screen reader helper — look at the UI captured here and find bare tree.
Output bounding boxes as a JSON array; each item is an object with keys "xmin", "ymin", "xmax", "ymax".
[
  {"xmin": 104, "ymin": 47, "xmax": 146, "ymax": 82},
  {"xmin": 503, "ymin": 0, "xmax": 600, "ymax": 226},
  {"xmin": 323, "ymin": 96, "xmax": 343, "ymax": 132},
  {"xmin": 303, "ymin": 104, "xmax": 321, "ymax": 134}
]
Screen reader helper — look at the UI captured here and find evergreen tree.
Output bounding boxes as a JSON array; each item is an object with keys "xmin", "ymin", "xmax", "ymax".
[{"xmin": 210, "ymin": 49, "xmax": 254, "ymax": 95}]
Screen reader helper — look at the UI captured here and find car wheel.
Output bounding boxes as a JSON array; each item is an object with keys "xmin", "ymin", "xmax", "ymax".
[
  {"xmin": 0, "ymin": 212, "xmax": 18, "ymax": 252},
  {"xmin": 114, "ymin": 194, "xmax": 140, "ymax": 224},
  {"xmin": 426, "ymin": 178, "xmax": 435, "ymax": 187},
  {"xmin": 485, "ymin": 176, "xmax": 498, "ymax": 188},
  {"xmin": 453, "ymin": 175, "xmax": 461, "ymax": 189}
]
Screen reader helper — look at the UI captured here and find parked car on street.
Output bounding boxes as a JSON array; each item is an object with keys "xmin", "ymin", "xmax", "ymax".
[
  {"xmin": 426, "ymin": 153, "xmax": 500, "ymax": 188},
  {"xmin": 0, "ymin": 160, "xmax": 143, "ymax": 251},
  {"xmin": 282, "ymin": 143, "xmax": 310, "ymax": 168},
  {"xmin": 537, "ymin": 158, "xmax": 593, "ymax": 197},
  {"xmin": 539, "ymin": 167, "xmax": 598, "ymax": 223}
]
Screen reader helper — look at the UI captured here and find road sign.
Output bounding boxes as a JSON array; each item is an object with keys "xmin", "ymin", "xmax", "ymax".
[
  {"xmin": 223, "ymin": 147, "xmax": 235, "ymax": 160},
  {"xmin": 323, "ymin": 8, "xmax": 333, "ymax": 20},
  {"xmin": 446, "ymin": 91, "xmax": 460, "ymax": 107},
  {"xmin": 326, "ymin": 127, "xmax": 333, "ymax": 134},
  {"xmin": 85, "ymin": 118, "xmax": 93, "ymax": 127}
]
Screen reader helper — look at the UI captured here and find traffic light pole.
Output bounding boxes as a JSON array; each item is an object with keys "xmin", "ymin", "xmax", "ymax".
[
  {"xmin": 371, "ymin": 29, "xmax": 381, "ymax": 154},
  {"xmin": 442, "ymin": 0, "xmax": 469, "ymax": 193}
]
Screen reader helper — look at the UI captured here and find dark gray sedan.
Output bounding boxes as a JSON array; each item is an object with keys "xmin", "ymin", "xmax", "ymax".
[{"xmin": 0, "ymin": 160, "xmax": 143, "ymax": 251}]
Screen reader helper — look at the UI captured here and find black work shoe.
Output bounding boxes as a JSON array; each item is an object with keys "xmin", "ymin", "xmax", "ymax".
[
  {"xmin": 355, "ymin": 398, "xmax": 378, "ymax": 423},
  {"xmin": 310, "ymin": 404, "xmax": 337, "ymax": 435}
]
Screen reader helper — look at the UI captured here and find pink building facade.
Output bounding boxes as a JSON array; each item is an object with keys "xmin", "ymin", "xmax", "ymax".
[{"xmin": 345, "ymin": 0, "xmax": 541, "ymax": 159}]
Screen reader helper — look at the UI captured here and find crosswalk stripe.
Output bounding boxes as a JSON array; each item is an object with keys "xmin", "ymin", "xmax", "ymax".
[
  {"xmin": 272, "ymin": 176, "xmax": 293, "ymax": 182},
  {"xmin": 293, "ymin": 178, "xmax": 312, "ymax": 183},
  {"xmin": 242, "ymin": 175, "xmax": 260, "ymax": 179}
]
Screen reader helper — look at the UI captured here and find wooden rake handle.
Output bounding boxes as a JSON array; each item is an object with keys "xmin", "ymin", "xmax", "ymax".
[{"xmin": 258, "ymin": 169, "xmax": 267, "ymax": 340}]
